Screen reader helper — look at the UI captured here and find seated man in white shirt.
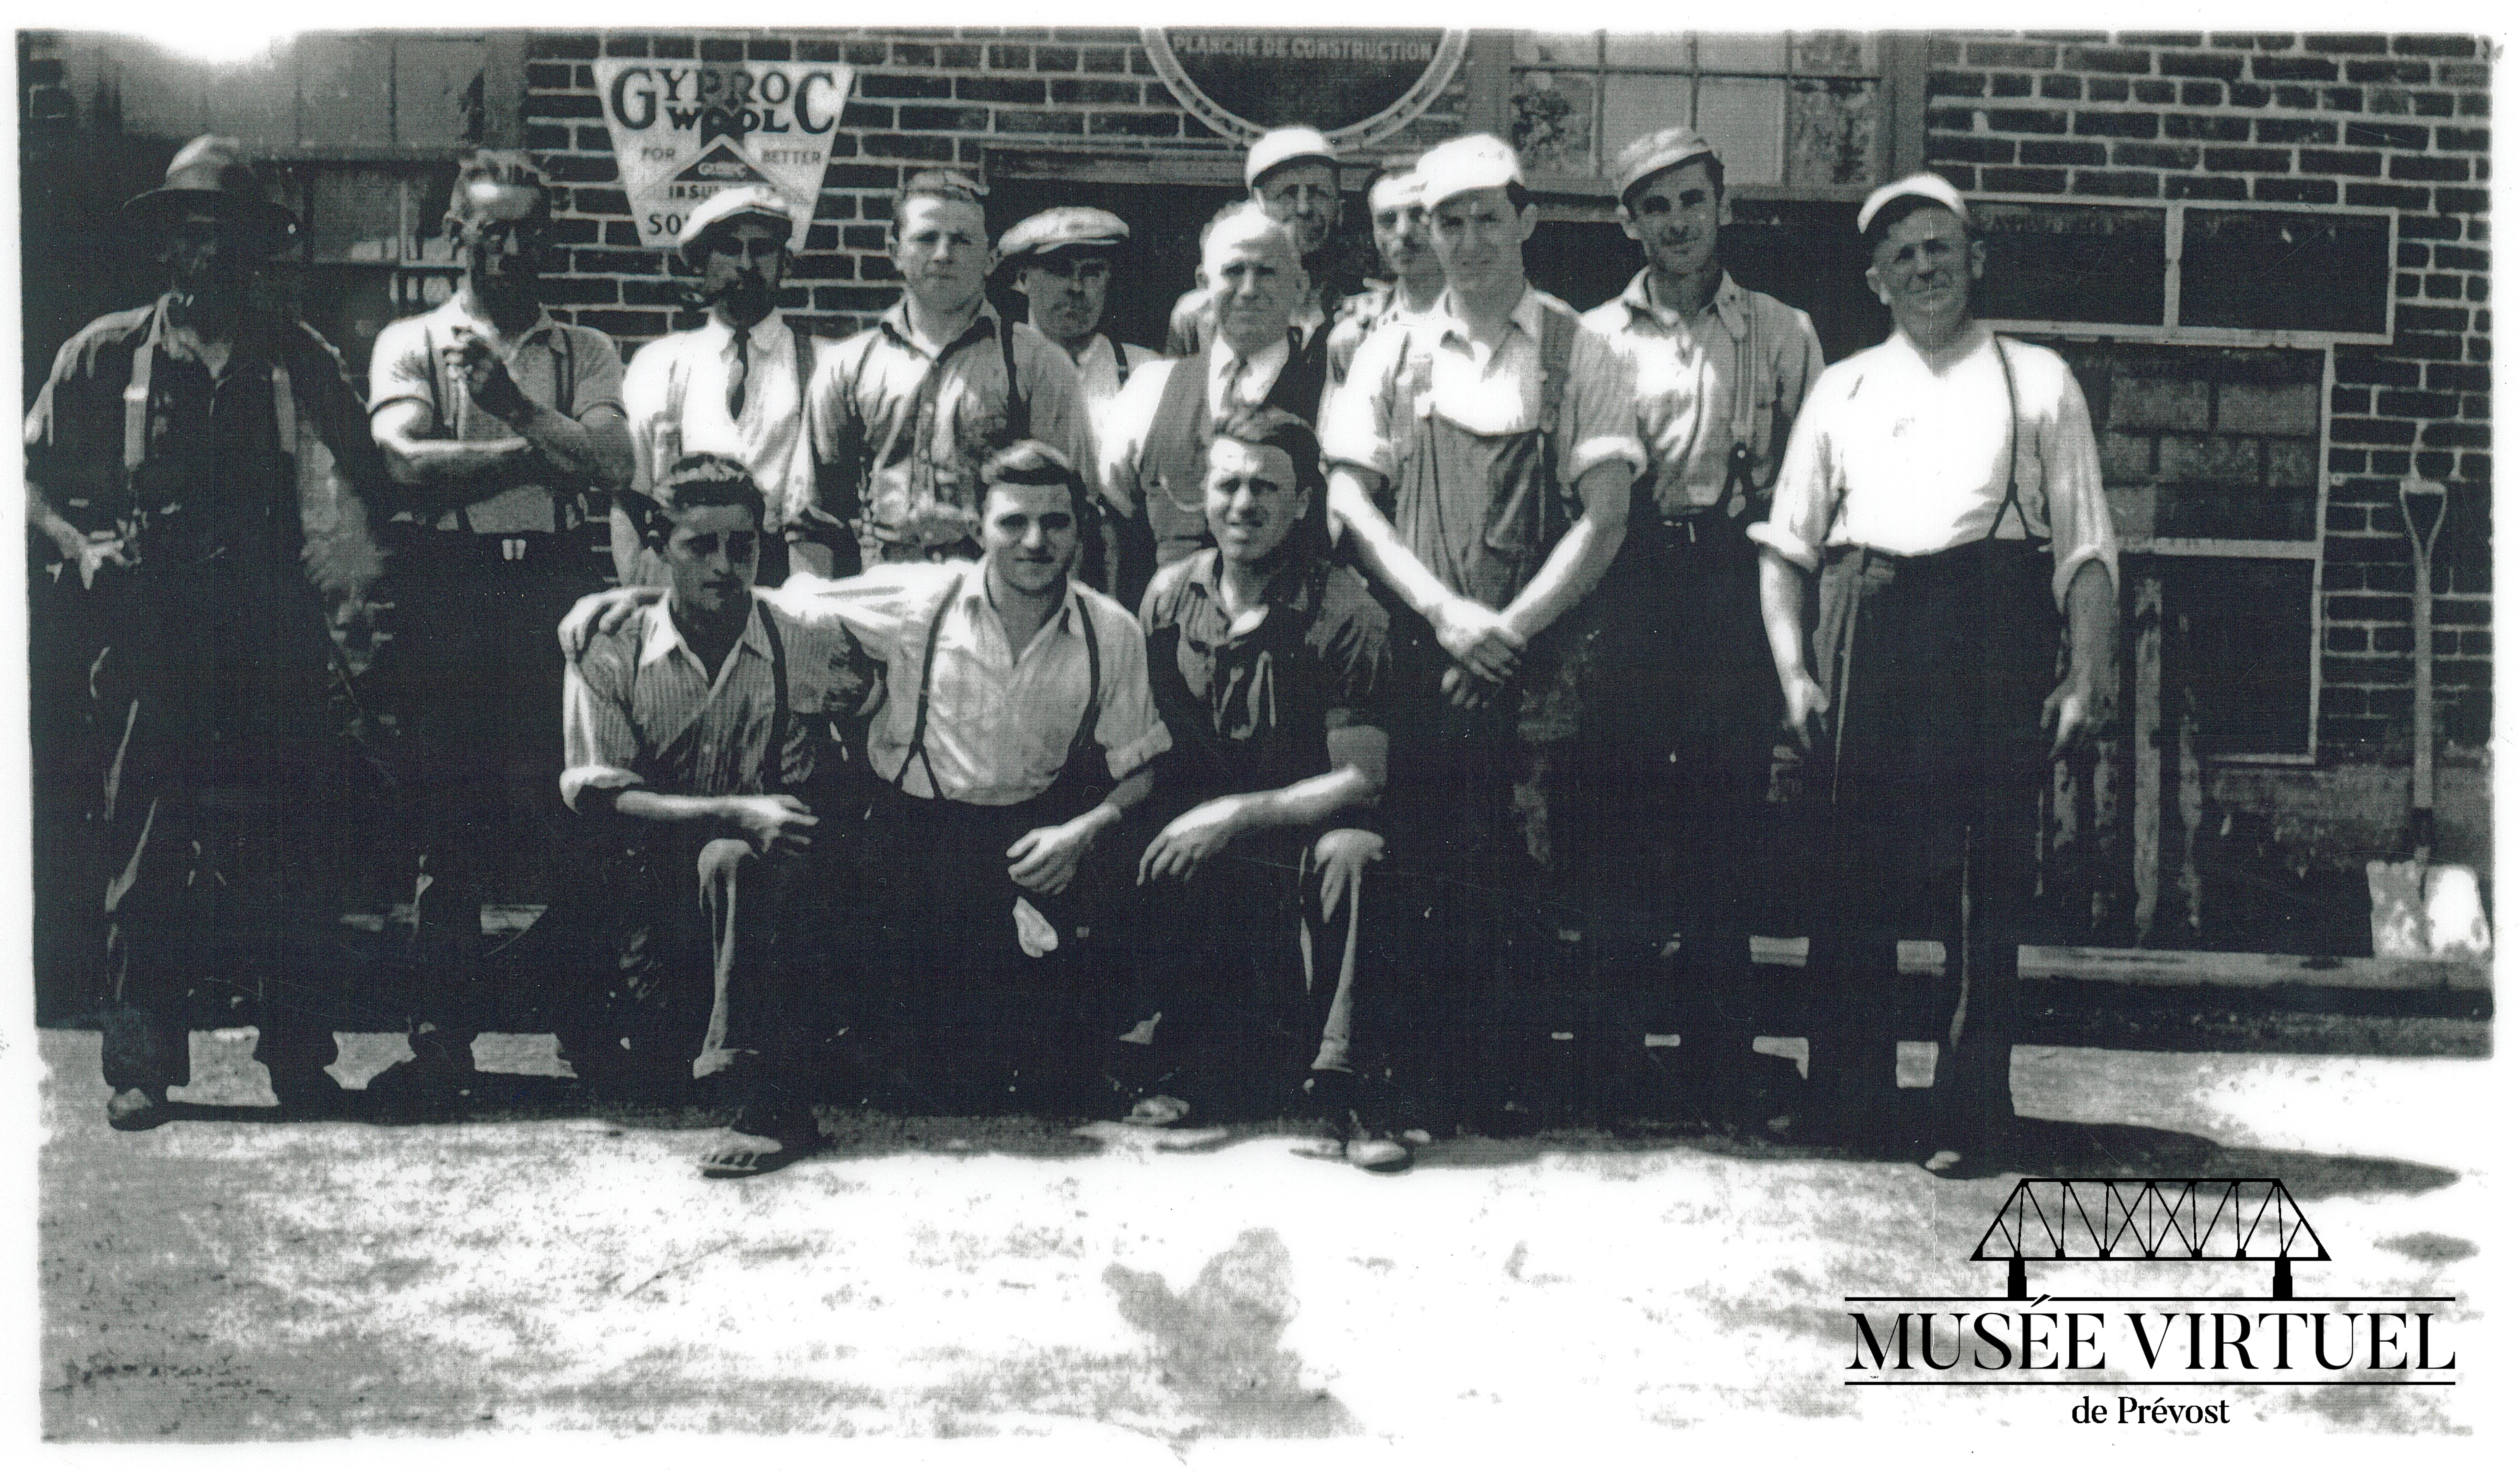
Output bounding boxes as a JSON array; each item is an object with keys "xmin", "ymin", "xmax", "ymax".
[
  {"xmin": 560, "ymin": 456, "xmax": 879, "ymax": 1175},
  {"xmin": 618, "ymin": 186, "xmax": 844, "ymax": 589},
  {"xmin": 1099, "ymin": 203, "xmax": 1329, "ymax": 609},
  {"xmin": 565, "ymin": 441, "xmax": 1170, "ymax": 1111},
  {"xmin": 1751, "ymin": 174, "xmax": 2118, "ymax": 1174}
]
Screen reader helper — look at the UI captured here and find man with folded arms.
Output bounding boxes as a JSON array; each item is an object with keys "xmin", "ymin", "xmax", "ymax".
[
  {"xmin": 1121, "ymin": 408, "xmax": 1409, "ymax": 1171},
  {"xmin": 561, "ymin": 455, "xmax": 877, "ymax": 1175}
]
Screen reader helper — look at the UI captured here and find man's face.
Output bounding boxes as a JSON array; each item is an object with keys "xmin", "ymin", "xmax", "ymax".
[
  {"xmin": 454, "ymin": 182, "xmax": 550, "ymax": 300},
  {"xmin": 1203, "ymin": 220, "xmax": 1306, "ymax": 354},
  {"xmin": 1619, "ymin": 160, "xmax": 1722, "ymax": 281},
  {"xmin": 1429, "ymin": 186, "xmax": 1535, "ymax": 297},
  {"xmin": 701, "ymin": 218, "xmax": 788, "ymax": 322},
  {"xmin": 1368, "ymin": 181, "xmax": 1435, "ymax": 286},
  {"xmin": 661, "ymin": 502, "xmax": 762, "ymax": 620},
  {"xmin": 1864, "ymin": 205, "xmax": 1982, "ymax": 333},
  {"xmin": 1254, "ymin": 162, "xmax": 1339, "ymax": 259},
  {"xmin": 891, "ymin": 195, "xmax": 994, "ymax": 313},
  {"xmin": 980, "ymin": 481, "xmax": 1080, "ymax": 597},
  {"xmin": 1019, "ymin": 251, "xmax": 1113, "ymax": 346},
  {"xmin": 164, "ymin": 207, "xmax": 255, "ymax": 305},
  {"xmin": 1205, "ymin": 437, "xmax": 1308, "ymax": 569}
]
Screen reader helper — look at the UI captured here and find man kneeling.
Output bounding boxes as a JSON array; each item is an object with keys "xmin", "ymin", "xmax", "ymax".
[
  {"xmin": 1125, "ymin": 409, "xmax": 1410, "ymax": 1171},
  {"xmin": 560, "ymin": 455, "xmax": 878, "ymax": 1176}
]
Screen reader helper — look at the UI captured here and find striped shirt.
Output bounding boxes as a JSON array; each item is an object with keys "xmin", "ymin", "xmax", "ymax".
[
  {"xmin": 1582, "ymin": 269, "xmax": 1826, "ymax": 518},
  {"xmin": 560, "ymin": 595, "xmax": 877, "ymax": 812}
]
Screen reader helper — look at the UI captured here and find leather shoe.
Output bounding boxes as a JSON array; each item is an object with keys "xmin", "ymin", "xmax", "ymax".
[{"xmin": 106, "ymin": 1086, "xmax": 170, "ymax": 1132}]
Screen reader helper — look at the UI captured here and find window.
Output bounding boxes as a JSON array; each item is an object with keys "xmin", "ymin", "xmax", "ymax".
[{"xmin": 1506, "ymin": 32, "xmax": 1885, "ymax": 192}]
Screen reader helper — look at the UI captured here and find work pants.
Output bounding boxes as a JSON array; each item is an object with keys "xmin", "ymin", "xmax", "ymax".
[
  {"xmin": 858, "ymin": 781, "xmax": 1133, "ymax": 1094},
  {"xmin": 1122, "ymin": 825, "xmax": 1394, "ymax": 1098},
  {"xmin": 1799, "ymin": 540, "xmax": 2057, "ymax": 1148},
  {"xmin": 376, "ymin": 530, "xmax": 611, "ymax": 1057}
]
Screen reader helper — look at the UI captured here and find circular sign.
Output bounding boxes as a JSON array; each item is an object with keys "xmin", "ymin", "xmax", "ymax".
[{"xmin": 1143, "ymin": 29, "xmax": 1468, "ymax": 147}]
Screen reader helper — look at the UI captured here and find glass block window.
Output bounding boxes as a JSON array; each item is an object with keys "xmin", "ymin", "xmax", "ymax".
[{"xmin": 1509, "ymin": 32, "xmax": 1879, "ymax": 190}]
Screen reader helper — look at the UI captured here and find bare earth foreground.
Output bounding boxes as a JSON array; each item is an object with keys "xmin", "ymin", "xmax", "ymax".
[{"xmin": 37, "ymin": 1026, "xmax": 2489, "ymax": 1447}]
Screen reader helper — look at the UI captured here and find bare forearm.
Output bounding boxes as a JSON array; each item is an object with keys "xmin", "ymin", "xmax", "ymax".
[
  {"xmin": 1758, "ymin": 551, "xmax": 1815, "ymax": 685},
  {"xmin": 1499, "ymin": 481, "xmax": 1628, "ymax": 644},
  {"xmin": 508, "ymin": 403, "xmax": 632, "ymax": 493},
  {"xmin": 382, "ymin": 433, "xmax": 535, "ymax": 492},
  {"xmin": 1228, "ymin": 765, "xmax": 1379, "ymax": 835},
  {"xmin": 25, "ymin": 480, "xmax": 84, "ymax": 558},
  {"xmin": 1329, "ymin": 471, "xmax": 1452, "ymax": 618},
  {"xmin": 2062, "ymin": 560, "xmax": 2115, "ymax": 690},
  {"xmin": 1076, "ymin": 766, "xmax": 1156, "ymax": 834},
  {"xmin": 588, "ymin": 787, "xmax": 741, "ymax": 832}
]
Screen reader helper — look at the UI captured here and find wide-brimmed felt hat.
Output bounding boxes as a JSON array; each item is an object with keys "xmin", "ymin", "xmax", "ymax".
[{"xmin": 122, "ymin": 135, "xmax": 298, "ymax": 246}]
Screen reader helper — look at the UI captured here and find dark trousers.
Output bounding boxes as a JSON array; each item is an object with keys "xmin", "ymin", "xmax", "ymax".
[
  {"xmin": 858, "ymin": 781, "xmax": 1132, "ymax": 1088},
  {"xmin": 1800, "ymin": 541, "xmax": 2057, "ymax": 1147},
  {"xmin": 1587, "ymin": 523, "xmax": 1778, "ymax": 1076},
  {"xmin": 377, "ymin": 530, "xmax": 611, "ymax": 1055},
  {"xmin": 90, "ymin": 565, "xmax": 354, "ymax": 1095},
  {"xmin": 1123, "ymin": 825, "xmax": 1393, "ymax": 1090}
]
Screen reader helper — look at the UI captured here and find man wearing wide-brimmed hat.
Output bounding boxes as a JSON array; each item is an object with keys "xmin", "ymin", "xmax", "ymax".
[
  {"xmin": 24, "ymin": 136, "xmax": 395, "ymax": 1131},
  {"xmin": 997, "ymin": 204, "xmax": 1157, "ymax": 439},
  {"xmin": 618, "ymin": 185, "xmax": 839, "ymax": 588}
]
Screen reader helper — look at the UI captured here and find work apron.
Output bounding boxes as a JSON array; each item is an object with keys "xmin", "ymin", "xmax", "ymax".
[{"xmin": 1801, "ymin": 339, "xmax": 2060, "ymax": 1135}]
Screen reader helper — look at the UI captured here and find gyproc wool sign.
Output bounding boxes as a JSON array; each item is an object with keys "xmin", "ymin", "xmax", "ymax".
[{"xmin": 592, "ymin": 60, "xmax": 855, "ymax": 253}]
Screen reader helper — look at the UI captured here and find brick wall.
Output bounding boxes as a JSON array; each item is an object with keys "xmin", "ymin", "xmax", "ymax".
[
  {"xmin": 520, "ymin": 27, "xmax": 1467, "ymax": 347},
  {"xmin": 1925, "ymin": 31, "xmax": 2491, "ymax": 756}
]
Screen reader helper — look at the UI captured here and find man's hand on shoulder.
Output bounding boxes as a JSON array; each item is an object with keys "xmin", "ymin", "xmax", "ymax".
[{"xmin": 559, "ymin": 585, "xmax": 665, "ymax": 659}]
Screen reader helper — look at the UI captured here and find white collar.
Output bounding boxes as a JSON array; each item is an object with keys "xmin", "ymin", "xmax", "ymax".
[
  {"xmin": 699, "ymin": 311, "xmax": 784, "ymax": 354},
  {"xmin": 640, "ymin": 596, "xmax": 770, "ymax": 673},
  {"xmin": 1436, "ymin": 284, "xmax": 1544, "ymax": 349}
]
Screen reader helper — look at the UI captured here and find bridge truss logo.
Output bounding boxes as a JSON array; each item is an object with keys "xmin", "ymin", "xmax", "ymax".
[{"xmin": 1844, "ymin": 1177, "xmax": 2457, "ymax": 1413}]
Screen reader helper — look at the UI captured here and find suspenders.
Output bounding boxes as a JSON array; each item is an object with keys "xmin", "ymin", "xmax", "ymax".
[{"xmin": 890, "ymin": 579, "xmax": 1104, "ymax": 801}]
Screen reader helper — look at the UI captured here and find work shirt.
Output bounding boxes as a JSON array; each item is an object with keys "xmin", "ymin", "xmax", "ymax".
[
  {"xmin": 1582, "ymin": 269, "xmax": 1826, "ymax": 519},
  {"xmin": 1321, "ymin": 286, "xmax": 1644, "ymax": 597},
  {"xmin": 1325, "ymin": 280, "xmax": 1442, "ymax": 387},
  {"xmin": 770, "ymin": 561, "xmax": 1169, "ymax": 807},
  {"xmin": 1068, "ymin": 331, "xmax": 1160, "ymax": 446},
  {"xmin": 367, "ymin": 295, "xmax": 627, "ymax": 536},
  {"xmin": 27, "ymin": 296, "xmax": 385, "ymax": 561},
  {"xmin": 621, "ymin": 312, "xmax": 823, "ymax": 529},
  {"xmin": 1751, "ymin": 323, "xmax": 2119, "ymax": 607},
  {"xmin": 808, "ymin": 299, "xmax": 1095, "ymax": 552},
  {"xmin": 1141, "ymin": 549, "xmax": 1393, "ymax": 807},
  {"xmin": 560, "ymin": 595, "xmax": 878, "ymax": 812}
]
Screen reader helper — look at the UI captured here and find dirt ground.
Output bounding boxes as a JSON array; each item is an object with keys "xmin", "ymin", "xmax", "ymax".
[{"xmin": 35, "ymin": 1024, "xmax": 2490, "ymax": 1450}]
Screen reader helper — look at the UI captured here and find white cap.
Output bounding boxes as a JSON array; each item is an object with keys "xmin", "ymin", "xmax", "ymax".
[
  {"xmin": 676, "ymin": 185, "xmax": 795, "ymax": 265},
  {"xmin": 1856, "ymin": 172, "xmax": 1971, "ymax": 238},
  {"xmin": 1415, "ymin": 134, "xmax": 1523, "ymax": 208},
  {"xmin": 1245, "ymin": 126, "xmax": 1338, "ymax": 188}
]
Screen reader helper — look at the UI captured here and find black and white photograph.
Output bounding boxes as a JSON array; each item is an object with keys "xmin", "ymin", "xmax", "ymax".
[{"xmin": 8, "ymin": 4, "xmax": 2504, "ymax": 1453}]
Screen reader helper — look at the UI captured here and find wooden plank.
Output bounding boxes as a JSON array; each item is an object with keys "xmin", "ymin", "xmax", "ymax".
[{"xmin": 1745, "ymin": 936, "xmax": 2490, "ymax": 992}]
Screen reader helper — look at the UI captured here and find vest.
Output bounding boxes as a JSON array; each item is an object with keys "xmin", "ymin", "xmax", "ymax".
[{"xmin": 1129, "ymin": 331, "xmax": 1329, "ymax": 594}]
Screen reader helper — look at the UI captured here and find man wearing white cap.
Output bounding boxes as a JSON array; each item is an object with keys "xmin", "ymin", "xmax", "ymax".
[
  {"xmin": 1325, "ymin": 157, "xmax": 1446, "ymax": 388},
  {"xmin": 1580, "ymin": 128, "xmax": 1826, "ymax": 1123},
  {"xmin": 811, "ymin": 171, "xmax": 1095, "ymax": 570},
  {"xmin": 1321, "ymin": 133, "xmax": 1642, "ymax": 1132},
  {"xmin": 1099, "ymin": 202, "xmax": 1329, "ymax": 608},
  {"xmin": 1751, "ymin": 173, "xmax": 2118, "ymax": 1173},
  {"xmin": 618, "ymin": 186, "xmax": 837, "ymax": 589},
  {"xmin": 1164, "ymin": 126, "xmax": 1358, "ymax": 359},
  {"xmin": 998, "ymin": 205, "xmax": 1157, "ymax": 438}
]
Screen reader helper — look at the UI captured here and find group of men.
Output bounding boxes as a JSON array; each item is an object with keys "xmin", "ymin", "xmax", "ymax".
[{"xmin": 30, "ymin": 111, "xmax": 2116, "ymax": 1181}]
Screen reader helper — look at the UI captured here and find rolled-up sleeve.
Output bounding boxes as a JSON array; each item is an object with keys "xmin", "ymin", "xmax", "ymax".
[
  {"xmin": 366, "ymin": 315, "xmax": 437, "ymax": 418},
  {"xmin": 560, "ymin": 639, "xmax": 643, "ymax": 812},
  {"xmin": 2040, "ymin": 365, "xmax": 2119, "ymax": 608},
  {"xmin": 1319, "ymin": 325, "xmax": 1409, "ymax": 482},
  {"xmin": 1748, "ymin": 375, "xmax": 1844, "ymax": 573},
  {"xmin": 1559, "ymin": 328, "xmax": 1647, "ymax": 486},
  {"xmin": 564, "ymin": 325, "xmax": 627, "ymax": 420},
  {"xmin": 1088, "ymin": 601, "xmax": 1172, "ymax": 781},
  {"xmin": 1094, "ymin": 363, "xmax": 1166, "ymax": 520}
]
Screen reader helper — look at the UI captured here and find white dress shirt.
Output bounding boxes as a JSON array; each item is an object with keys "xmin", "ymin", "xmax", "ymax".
[{"xmin": 623, "ymin": 312, "xmax": 819, "ymax": 529}]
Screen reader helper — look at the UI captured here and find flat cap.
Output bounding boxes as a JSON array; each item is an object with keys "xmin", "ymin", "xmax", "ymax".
[
  {"xmin": 1415, "ymin": 134, "xmax": 1523, "ymax": 208},
  {"xmin": 1612, "ymin": 128, "xmax": 1719, "ymax": 204},
  {"xmin": 676, "ymin": 185, "xmax": 795, "ymax": 265},
  {"xmin": 1856, "ymin": 172, "xmax": 1971, "ymax": 238},
  {"xmin": 1245, "ymin": 126, "xmax": 1338, "ymax": 188},
  {"xmin": 998, "ymin": 206, "xmax": 1131, "ymax": 263}
]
